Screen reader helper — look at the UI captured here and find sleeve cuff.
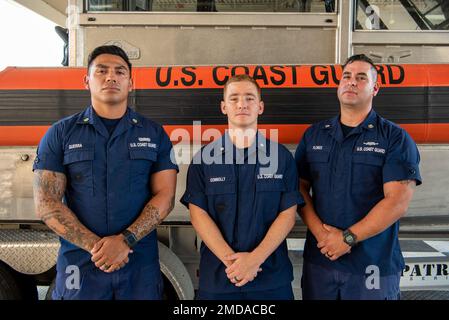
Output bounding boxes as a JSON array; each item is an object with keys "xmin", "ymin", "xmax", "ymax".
[
  {"xmin": 280, "ymin": 190, "xmax": 305, "ymax": 212},
  {"xmin": 152, "ymin": 162, "xmax": 179, "ymax": 173},
  {"xmin": 383, "ymin": 163, "xmax": 422, "ymax": 186},
  {"xmin": 180, "ymin": 191, "xmax": 208, "ymax": 213},
  {"xmin": 32, "ymin": 153, "xmax": 65, "ymax": 174}
]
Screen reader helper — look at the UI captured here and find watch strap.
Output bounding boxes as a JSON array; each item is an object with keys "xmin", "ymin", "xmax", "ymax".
[
  {"xmin": 343, "ymin": 229, "xmax": 357, "ymax": 247},
  {"xmin": 122, "ymin": 229, "xmax": 138, "ymax": 248}
]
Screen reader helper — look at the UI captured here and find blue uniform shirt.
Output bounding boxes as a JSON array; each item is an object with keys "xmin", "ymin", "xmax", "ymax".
[
  {"xmin": 295, "ymin": 110, "xmax": 422, "ymax": 276},
  {"xmin": 181, "ymin": 132, "xmax": 304, "ymax": 293},
  {"xmin": 33, "ymin": 106, "xmax": 178, "ymax": 275}
]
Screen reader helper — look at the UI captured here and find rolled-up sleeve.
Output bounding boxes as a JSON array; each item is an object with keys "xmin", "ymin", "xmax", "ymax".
[
  {"xmin": 180, "ymin": 156, "xmax": 208, "ymax": 213},
  {"xmin": 32, "ymin": 123, "xmax": 65, "ymax": 174},
  {"xmin": 383, "ymin": 129, "xmax": 422, "ymax": 185}
]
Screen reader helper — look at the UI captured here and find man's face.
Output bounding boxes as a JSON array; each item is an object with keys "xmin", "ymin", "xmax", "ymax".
[
  {"xmin": 221, "ymin": 80, "xmax": 264, "ymax": 130},
  {"xmin": 337, "ymin": 60, "xmax": 379, "ymax": 109},
  {"xmin": 84, "ymin": 53, "xmax": 132, "ymax": 106}
]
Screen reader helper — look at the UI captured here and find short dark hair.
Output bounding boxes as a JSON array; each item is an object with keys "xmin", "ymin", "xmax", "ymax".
[
  {"xmin": 223, "ymin": 74, "xmax": 261, "ymax": 99},
  {"xmin": 87, "ymin": 45, "xmax": 132, "ymax": 75},
  {"xmin": 342, "ymin": 54, "xmax": 377, "ymax": 81}
]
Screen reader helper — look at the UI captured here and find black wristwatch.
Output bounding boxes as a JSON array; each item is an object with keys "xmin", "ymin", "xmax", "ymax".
[
  {"xmin": 122, "ymin": 229, "xmax": 138, "ymax": 248},
  {"xmin": 342, "ymin": 229, "xmax": 357, "ymax": 247}
]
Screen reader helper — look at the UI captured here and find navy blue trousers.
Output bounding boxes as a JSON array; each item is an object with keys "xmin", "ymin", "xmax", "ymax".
[{"xmin": 301, "ymin": 261, "xmax": 401, "ymax": 300}]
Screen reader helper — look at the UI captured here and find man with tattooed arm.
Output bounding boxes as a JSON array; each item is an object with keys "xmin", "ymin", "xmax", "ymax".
[{"xmin": 33, "ymin": 45, "xmax": 178, "ymax": 299}]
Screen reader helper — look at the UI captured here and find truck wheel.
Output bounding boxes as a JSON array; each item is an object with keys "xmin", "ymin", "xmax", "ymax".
[
  {"xmin": 158, "ymin": 242, "xmax": 195, "ymax": 300},
  {"xmin": 0, "ymin": 263, "xmax": 22, "ymax": 300}
]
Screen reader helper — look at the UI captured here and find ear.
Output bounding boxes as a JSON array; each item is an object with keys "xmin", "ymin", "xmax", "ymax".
[
  {"xmin": 372, "ymin": 82, "xmax": 380, "ymax": 97},
  {"xmin": 83, "ymin": 75, "xmax": 90, "ymax": 90},
  {"xmin": 220, "ymin": 101, "xmax": 227, "ymax": 115},
  {"xmin": 128, "ymin": 77, "xmax": 133, "ymax": 92},
  {"xmin": 258, "ymin": 101, "xmax": 264, "ymax": 115}
]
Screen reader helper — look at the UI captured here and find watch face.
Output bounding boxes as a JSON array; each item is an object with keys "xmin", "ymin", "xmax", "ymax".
[
  {"xmin": 127, "ymin": 234, "xmax": 137, "ymax": 245},
  {"xmin": 344, "ymin": 233, "xmax": 356, "ymax": 246},
  {"xmin": 123, "ymin": 231, "xmax": 137, "ymax": 247}
]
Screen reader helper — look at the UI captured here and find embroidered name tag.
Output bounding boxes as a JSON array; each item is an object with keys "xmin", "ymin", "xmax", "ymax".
[
  {"xmin": 210, "ymin": 177, "xmax": 226, "ymax": 182},
  {"xmin": 356, "ymin": 146, "xmax": 385, "ymax": 154},
  {"xmin": 257, "ymin": 174, "xmax": 283, "ymax": 180},
  {"xmin": 129, "ymin": 142, "xmax": 157, "ymax": 148},
  {"xmin": 68, "ymin": 144, "xmax": 83, "ymax": 150}
]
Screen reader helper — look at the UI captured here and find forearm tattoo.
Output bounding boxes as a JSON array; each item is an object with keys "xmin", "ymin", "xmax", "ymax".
[
  {"xmin": 33, "ymin": 170, "xmax": 99, "ymax": 251},
  {"xmin": 128, "ymin": 202, "xmax": 163, "ymax": 241}
]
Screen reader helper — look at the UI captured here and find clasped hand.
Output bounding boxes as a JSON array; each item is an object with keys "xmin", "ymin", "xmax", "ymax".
[{"xmin": 90, "ymin": 235, "xmax": 133, "ymax": 273}]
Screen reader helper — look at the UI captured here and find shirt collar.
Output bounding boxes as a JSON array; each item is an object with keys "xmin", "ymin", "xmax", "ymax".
[
  {"xmin": 322, "ymin": 109, "xmax": 378, "ymax": 141},
  {"xmin": 219, "ymin": 130, "xmax": 269, "ymax": 157},
  {"xmin": 76, "ymin": 106, "xmax": 143, "ymax": 128},
  {"xmin": 358, "ymin": 109, "xmax": 378, "ymax": 131}
]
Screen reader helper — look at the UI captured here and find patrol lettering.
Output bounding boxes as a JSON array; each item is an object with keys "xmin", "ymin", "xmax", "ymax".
[
  {"xmin": 68, "ymin": 144, "xmax": 83, "ymax": 150},
  {"xmin": 210, "ymin": 177, "xmax": 226, "ymax": 182}
]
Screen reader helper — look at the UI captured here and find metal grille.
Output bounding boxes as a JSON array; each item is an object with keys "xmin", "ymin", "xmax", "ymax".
[
  {"xmin": 0, "ymin": 229, "xmax": 59, "ymax": 274},
  {"xmin": 402, "ymin": 290, "xmax": 449, "ymax": 300}
]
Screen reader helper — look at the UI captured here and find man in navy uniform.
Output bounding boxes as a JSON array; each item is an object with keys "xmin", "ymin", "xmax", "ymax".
[
  {"xmin": 295, "ymin": 54, "xmax": 421, "ymax": 300},
  {"xmin": 33, "ymin": 45, "xmax": 178, "ymax": 299},
  {"xmin": 181, "ymin": 74, "xmax": 304, "ymax": 300}
]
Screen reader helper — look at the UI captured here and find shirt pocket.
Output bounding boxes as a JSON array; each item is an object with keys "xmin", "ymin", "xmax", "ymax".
[
  {"xmin": 255, "ymin": 179, "xmax": 286, "ymax": 192},
  {"xmin": 307, "ymin": 150, "xmax": 330, "ymax": 186},
  {"xmin": 351, "ymin": 154, "xmax": 384, "ymax": 190},
  {"xmin": 256, "ymin": 179, "xmax": 286, "ymax": 223},
  {"xmin": 205, "ymin": 180, "xmax": 236, "ymax": 218},
  {"xmin": 129, "ymin": 148, "xmax": 157, "ymax": 184},
  {"xmin": 205, "ymin": 183, "xmax": 236, "ymax": 195},
  {"xmin": 63, "ymin": 149, "xmax": 94, "ymax": 195}
]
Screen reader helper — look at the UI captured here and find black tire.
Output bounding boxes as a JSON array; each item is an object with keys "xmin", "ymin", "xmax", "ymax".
[
  {"xmin": 0, "ymin": 262, "xmax": 38, "ymax": 300},
  {"xmin": 0, "ymin": 263, "xmax": 23, "ymax": 300},
  {"xmin": 162, "ymin": 275, "xmax": 179, "ymax": 300}
]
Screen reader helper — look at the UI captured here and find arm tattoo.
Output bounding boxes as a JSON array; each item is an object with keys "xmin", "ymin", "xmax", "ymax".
[
  {"xmin": 128, "ymin": 194, "xmax": 175, "ymax": 240},
  {"xmin": 33, "ymin": 170, "xmax": 99, "ymax": 251},
  {"xmin": 128, "ymin": 203, "xmax": 162, "ymax": 241}
]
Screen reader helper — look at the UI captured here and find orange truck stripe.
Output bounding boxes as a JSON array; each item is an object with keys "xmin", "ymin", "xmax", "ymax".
[
  {"xmin": 1, "ymin": 65, "xmax": 449, "ymax": 90},
  {"xmin": 1, "ymin": 124, "xmax": 449, "ymax": 146}
]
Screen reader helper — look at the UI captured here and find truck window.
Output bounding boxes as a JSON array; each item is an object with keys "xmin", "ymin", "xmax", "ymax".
[
  {"xmin": 355, "ymin": 0, "xmax": 449, "ymax": 30},
  {"xmin": 86, "ymin": 0, "xmax": 337, "ymax": 13}
]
